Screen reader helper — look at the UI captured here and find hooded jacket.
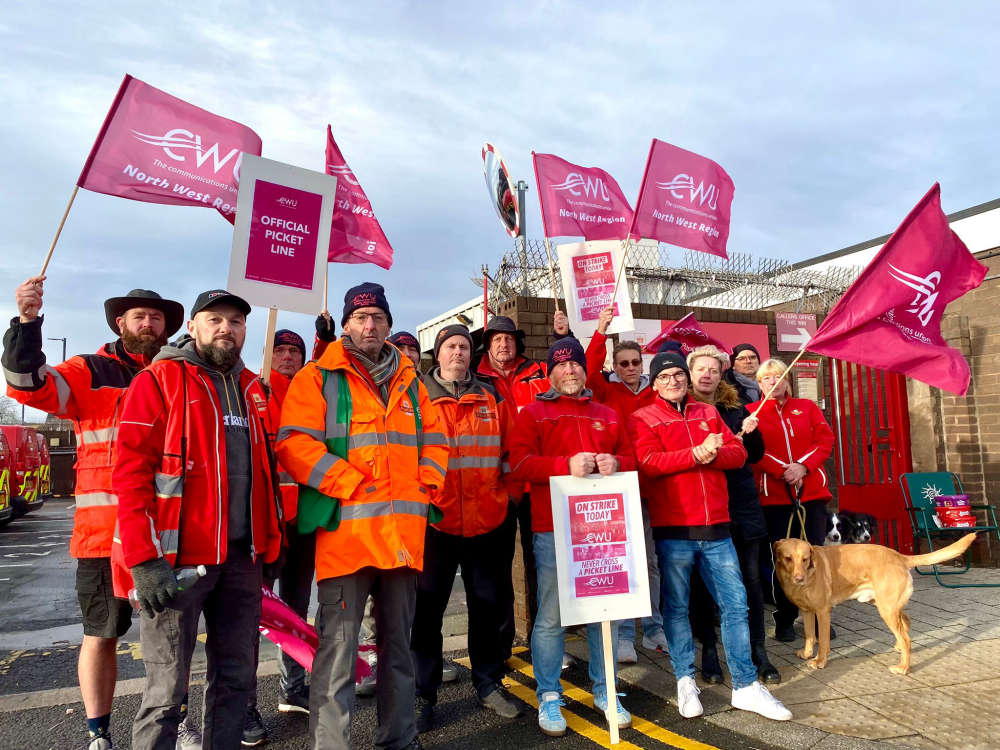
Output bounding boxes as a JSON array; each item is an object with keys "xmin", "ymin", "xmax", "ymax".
[
  {"xmin": 629, "ymin": 395, "xmax": 747, "ymax": 532},
  {"xmin": 475, "ymin": 356, "xmax": 549, "ymax": 413},
  {"xmin": 508, "ymin": 388, "xmax": 635, "ymax": 533},
  {"xmin": 584, "ymin": 330, "xmax": 656, "ymax": 425},
  {"xmin": 276, "ymin": 339, "xmax": 449, "ymax": 579},
  {"xmin": 748, "ymin": 395, "xmax": 834, "ymax": 506},
  {"xmin": 3, "ymin": 317, "xmax": 150, "ymax": 558},
  {"xmin": 112, "ymin": 335, "xmax": 281, "ymax": 596},
  {"xmin": 424, "ymin": 369, "xmax": 512, "ymax": 537}
]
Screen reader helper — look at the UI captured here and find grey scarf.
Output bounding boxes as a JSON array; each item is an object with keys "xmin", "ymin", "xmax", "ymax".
[
  {"xmin": 342, "ymin": 336, "xmax": 400, "ymax": 403},
  {"xmin": 732, "ymin": 370, "xmax": 761, "ymax": 402}
]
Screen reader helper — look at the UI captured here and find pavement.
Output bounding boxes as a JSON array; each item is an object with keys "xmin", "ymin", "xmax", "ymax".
[{"xmin": 3, "ymin": 500, "xmax": 1000, "ymax": 748}]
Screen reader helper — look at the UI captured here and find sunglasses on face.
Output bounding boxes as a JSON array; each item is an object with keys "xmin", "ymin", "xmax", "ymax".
[{"xmin": 616, "ymin": 358, "xmax": 642, "ymax": 368}]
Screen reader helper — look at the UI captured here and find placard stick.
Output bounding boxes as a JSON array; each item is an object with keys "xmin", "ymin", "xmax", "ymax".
[
  {"xmin": 39, "ymin": 186, "xmax": 80, "ymax": 276},
  {"xmin": 608, "ymin": 237, "xmax": 631, "ymax": 306},
  {"xmin": 600, "ymin": 619, "xmax": 620, "ymax": 744},
  {"xmin": 542, "ymin": 236, "xmax": 561, "ymax": 309},
  {"xmin": 259, "ymin": 307, "xmax": 279, "ymax": 387},
  {"xmin": 321, "ymin": 262, "xmax": 330, "ymax": 315}
]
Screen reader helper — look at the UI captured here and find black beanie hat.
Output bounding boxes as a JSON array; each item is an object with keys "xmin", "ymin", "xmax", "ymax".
[
  {"xmin": 482, "ymin": 315, "xmax": 526, "ymax": 356},
  {"xmin": 387, "ymin": 331, "xmax": 419, "ymax": 350},
  {"xmin": 657, "ymin": 339, "xmax": 684, "ymax": 355},
  {"xmin": 731, "ymin": 343, "xmax": 760, "ymax": 360},
  {"xmin": 433, "ymin": 324, "xmax": 473, "ymax": 362},
  {"xmin": 649, "ymin": 350, "xmax": 689, "ymax": 383},
  {"xmin": 273, "ymin": 329, "xmax": 306, "ymax": 360},
  {"xmin": 341, "ymin": 282, "xmax": 392, "ymax": 327},
  {"xmin": 547, "ymin": 337, "xmax": 587, "ymax": 374}
]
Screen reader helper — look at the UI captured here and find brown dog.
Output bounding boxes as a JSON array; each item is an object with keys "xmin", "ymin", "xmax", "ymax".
[{"xmin": 773, "ymin": 533, "xmax": 976, "ymax": 674}]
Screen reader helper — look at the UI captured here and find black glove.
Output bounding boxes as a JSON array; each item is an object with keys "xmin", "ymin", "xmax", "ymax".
[
  {"xmin": 262, "ymin": 546, "xmax": 286, "ymax": 585},
  {"xmin": 130, "ymin": 557, "xmax": 178, "ymax": 618},
  {"xmin": 315, "ymin": 314, "xmax": 336, "ymax": 342}
]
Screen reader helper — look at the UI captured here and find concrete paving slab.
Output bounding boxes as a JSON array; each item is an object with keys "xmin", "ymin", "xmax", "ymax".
[{"xmin": 784, "ymin": 696, "xmax": 915, "ymax": 741}]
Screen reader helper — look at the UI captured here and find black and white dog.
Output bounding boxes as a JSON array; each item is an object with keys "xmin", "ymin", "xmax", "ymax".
[{"xmin": 825, "ymin": 510, "xmax": 877, "ymax": 545}]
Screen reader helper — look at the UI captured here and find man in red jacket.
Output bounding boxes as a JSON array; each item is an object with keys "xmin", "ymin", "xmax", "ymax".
[
  {"xmin": 114, "ymin": 290, "xmax": 281, "ymax": 750},
  {"xmin": 3, "ymin": 277, "xmax": 184, "ymax": 750},
  {"xmin": 629, "ymin": 351, "xmax": 790, "ymax": 723},
  {"xmin": 410, "ymin": 324, "xmax": 519, "ymax": 732},
  {"xmin": 508, "ymin": 337, "xmax": 635, "ymax": 737},
  {"xmin": 584, "ymin": 306, "xmax": 666, "ymax": 663}
]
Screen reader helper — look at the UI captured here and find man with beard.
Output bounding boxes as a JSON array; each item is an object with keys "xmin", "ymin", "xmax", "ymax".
[
  {"xmin": 113, "ymin": 289, "xmax": 282, "ymax": 750},
  {"xmin": 3, "ymin": 277, "xmax": 183, "ymax": 750}
]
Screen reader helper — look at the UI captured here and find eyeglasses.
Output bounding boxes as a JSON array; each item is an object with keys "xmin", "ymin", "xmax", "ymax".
[
  {"xmin": 734, "ymin": 355, "xmax": 758, "ymax": 362},
  {"xmin": 616, "ymin": 358, "xmax": 642, "ymax": 368},
  {"xmin": 655, "ymin": 371, "xmax": 687, "ymax": 383},
  {"xmin": 349, "ymin": 312, "xmax": 388, "ymax": 326}
]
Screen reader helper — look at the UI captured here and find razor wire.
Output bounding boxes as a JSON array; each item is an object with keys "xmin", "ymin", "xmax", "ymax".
[{"xmin": 479, "ymin": 238, "xmax": 862, "ymax": 314}]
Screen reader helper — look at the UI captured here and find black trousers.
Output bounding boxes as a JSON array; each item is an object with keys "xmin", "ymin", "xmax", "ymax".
[
  {"xmin": 411, "ymin": 517, "xmax": 514, "ymax": 702},
  {"xmin": 764, "ymin": 500, "xmax": 828, "ymax": 627},
  {"xmin": 277, "ymin": 526, "xmax": 317, "ymax": 693},
  {"xmin": 497, "ymin": 498, "xmax": 534, "ymax": 650},
  {"xmin": 688, "ymin": 532, "xmax": 767, "ymax": 647}
]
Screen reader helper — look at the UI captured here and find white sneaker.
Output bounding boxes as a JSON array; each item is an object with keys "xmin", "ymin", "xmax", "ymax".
[
  {"xmin": 731, "ymin": 680, "xmax": 792, "ymax": 721},
  {"xmin": 176, "ymin": 717, "xmax": 203, "ymax": 750},
  {"xmin": 616, "ymin": 639, "xmax": 638, "ymax": 664},
  {"xmin": 641, "ymin": 631, "xmax": 669, "ymax": 653},
  {"xmin": 537, "ymin": 691, "xmax": 567, "ymax": 736},
  {"xmin": 676, "ymin": 675, "xmax": 703, "ymax": 718}
]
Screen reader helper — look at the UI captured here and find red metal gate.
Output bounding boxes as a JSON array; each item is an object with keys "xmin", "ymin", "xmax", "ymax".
[{"xmin": 827, "ymin": 360, "xmax": 914, "ymax": 552}]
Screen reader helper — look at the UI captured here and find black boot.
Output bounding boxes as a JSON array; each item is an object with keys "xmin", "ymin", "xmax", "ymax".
[
  {"xmin": 773, "ymin": 615, "xmax": 796, "ymax": 643},
  {"xmin": 700, "ymin": 641, "xmax": 723, "ymax": 684},
  {"xmin": 415, "ymin": 696, "xmax": 434, "ymax": 733},
  {"xmin": 751, "ymin": 640, "xmax": 780, "ymax": 684}
]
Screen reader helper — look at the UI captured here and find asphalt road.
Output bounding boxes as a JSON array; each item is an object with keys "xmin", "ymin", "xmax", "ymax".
[{"xmin": 0, "ymin": 500, "xmax": 784, "ymax": 749}]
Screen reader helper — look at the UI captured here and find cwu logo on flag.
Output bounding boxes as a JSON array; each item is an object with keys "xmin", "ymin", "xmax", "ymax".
[
  {"xmin": 887, "ymin": 264, "xmax": 941, "ymax": 327},
  {"xmin": 551, "ymin": 172, "xmax": 612, "ymax": 204}
]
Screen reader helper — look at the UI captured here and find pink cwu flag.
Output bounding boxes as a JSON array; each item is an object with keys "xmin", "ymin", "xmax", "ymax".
[
  {"xmin": 643, "ymin": 312, "xmax": 731, "ymax": 355},
  {"xmin": 532, "ymin": 152, "xmax": 634, "ymax": 240},
  {"xmin": 631, "ymin": 139, "xmax": 734, "ymax": 259},
  {"xmin": 325, "ymin": 125, "xmax": 394, "ymax": 269},
  {"xmin": 806, "ymin": 183, "xmax": 987, "ymax": 395},
  {"xmin": 77, "ymin": 74, "xmax": 262, "ymax": 223}
]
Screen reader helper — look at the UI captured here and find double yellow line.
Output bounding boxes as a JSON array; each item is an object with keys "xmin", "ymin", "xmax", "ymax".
[{"xmin": 456, "ymin": 648, "xmax": 719, "ymax": 750}]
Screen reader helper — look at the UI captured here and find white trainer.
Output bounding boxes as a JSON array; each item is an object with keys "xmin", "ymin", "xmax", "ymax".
[
  {"xmin": 641, "ymin": 630, "xmax": 669, "ymax": 653},
  {"xmin": 676, "ymin": 675, "xmax": 703, "ymax": 718},
  {"xmin": 616, "ymin": 639, "xmax": 638, "ymax": 664},
  {"xmin": 731, "ymin": 680, "xmax": 792, "ymax": 721}
]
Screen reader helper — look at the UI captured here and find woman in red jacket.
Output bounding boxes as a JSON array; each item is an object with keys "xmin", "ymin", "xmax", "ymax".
[{"xmin": 748, "ymin": 358, "xmax": 834, "ymax": 643}]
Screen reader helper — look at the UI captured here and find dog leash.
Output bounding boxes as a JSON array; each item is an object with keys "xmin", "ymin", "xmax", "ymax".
[{"xmin": 785, "ymin": 484, "xmax": 808, "ymax": 541}]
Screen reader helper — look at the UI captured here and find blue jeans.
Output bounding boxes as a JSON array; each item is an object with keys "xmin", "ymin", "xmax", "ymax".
[
  {"xmin": 618, "ymin": 500, "xmax": 663, "ymax": 642},
  {"xmin": 656, "ymin": 537, "xmax": 757, "ymax": 689},
  {"xmin": 531, "ymin": 532, "xmax": 618, "ymax": 699}
]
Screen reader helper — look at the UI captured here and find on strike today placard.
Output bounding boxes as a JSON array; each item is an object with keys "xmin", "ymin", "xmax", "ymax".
[
  {"xmin": 549, "ymin": 472, "xmax": 649, "ymax": 627},
  {"xmin": 228, "ymin": 155, "xmax": 338, "ymax": 315},
  {"xmin": 557, "ymin": 239, "xmax": 636, "ymax": 340}
]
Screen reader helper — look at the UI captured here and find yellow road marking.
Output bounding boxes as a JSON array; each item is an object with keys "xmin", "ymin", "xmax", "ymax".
[{"xmin": 457, "ymin": 648, "xmax": 721, "ymax": 750}]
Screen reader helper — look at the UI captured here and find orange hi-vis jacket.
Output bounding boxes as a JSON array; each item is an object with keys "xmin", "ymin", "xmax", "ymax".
[
  {"xmin": 423, "ymin": 373, "xmax": 512, "ymax": 537},
  {"xmin": 3, "ymin": 317, "xmax": 150, "ymax": 558},
  {"xmin": 265, "ymin": 370, "xmax": 300, "ymax": 522},
  {"xmin": 276, "ymin": 341, "xmax": 449, "ymax": 580}
]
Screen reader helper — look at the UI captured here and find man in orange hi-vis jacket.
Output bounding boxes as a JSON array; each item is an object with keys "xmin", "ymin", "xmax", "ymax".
[{"xmin": 277, "ymin": 282, "xmax": 448, "ymax": 750}]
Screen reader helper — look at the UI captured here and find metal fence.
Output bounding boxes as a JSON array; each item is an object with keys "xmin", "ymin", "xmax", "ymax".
[{"xmin": 481, "ymin": 238, "xmax": 862, "ymax": 314}]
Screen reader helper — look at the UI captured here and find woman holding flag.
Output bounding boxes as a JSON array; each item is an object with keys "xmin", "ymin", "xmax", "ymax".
[{"xmin": 749, "ymin": 359, "xmax": 835, "ymax": 643}]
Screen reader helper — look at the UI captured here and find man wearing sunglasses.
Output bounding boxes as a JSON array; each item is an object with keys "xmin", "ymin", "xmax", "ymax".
[{"xmin": 584, "ymin": 305, "xmax": 667, "ymax": 663}]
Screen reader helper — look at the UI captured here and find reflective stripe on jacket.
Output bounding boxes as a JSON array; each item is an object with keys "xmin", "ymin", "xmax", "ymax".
[
  {"xmin": 628, "ymin": 397, "xmax": 747, "ymax": 528},
  {"xmin": 3, "ymin": 318, "xmax": 148, "ymax": 558},
  {"xmin": 747, "ymin": 396, "xmax": 834, "ymax": 506},
  {"xmin": 276, "ymin": 340, "xmax": 449, "ymax": 579},
  {"xmin": 111, "ymin": 359, "xmax": 282, "ymax": 596},
  {"xmin": 424, "ymin": 375, "xmax": 511, "ymax": 537},
  {"xmin": 266, "ymin": 370, "xmax": 300, "ymax": 522}
]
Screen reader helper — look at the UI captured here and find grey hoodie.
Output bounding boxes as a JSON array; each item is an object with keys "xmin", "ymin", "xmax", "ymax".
[{"xmin": 154, "ymin": 335, "xmax": 253, "ymax": 548}]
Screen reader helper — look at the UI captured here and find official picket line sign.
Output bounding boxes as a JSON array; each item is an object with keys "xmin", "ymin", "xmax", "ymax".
[
  {"xmin": 228, "ymin": 155, "xmax": 338, "ymax": 315},
  {"xmin": 549, "ymin": 471, "xmax": 650, "ymax": 627},
  {"xmin": 557, "ymin": 240, "xmax": 636, "ymax": 339}
]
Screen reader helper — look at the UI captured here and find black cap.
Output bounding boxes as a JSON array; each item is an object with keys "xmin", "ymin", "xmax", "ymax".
[
  {"xmin": 649, "ymin": 350, "xmax": 689, "ymax": 383},
  {"xmin": 433, "ymin": 324, "xmax": 473, "ymax": 362},
  {"xmin": 388, "ymin": 331, "xmax": 419, "ymax": 349},
  {"xmin": 657, "ymin": 339, "xmax": 684, "ymax": 355},
  {"xmin": 273, "ymin": 329, "xmax": 306, "ymax": 359},
  {"xmin": 547, "ymin": 337, "xmax": 587, "ymax": 373},
  {"xmin": 482, "ymin": 315, "xmax": 525, "ymax": 356},
  {"xmin": 732, "ymin": 343, "xmax": 760, "ymax": 360},
  {"xmin": 190, "ymin": 290, "xmax": 251, "ymax": 318},
  {"xmin": 104, "ymin": 289, "xmax": 184, "ymax": 337},
  {"xmin": 341, "ymin": 282, "xmax": 392, "ymax": 327}
]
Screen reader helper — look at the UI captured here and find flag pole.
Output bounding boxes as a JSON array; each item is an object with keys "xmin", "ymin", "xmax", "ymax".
[
  {"xmin": 39, "ymin": 186, "xmax": 80, "ymax": 276},
  {"xmin": 259, "ymin": 307, "xmax": 278, "ymax": 388},
  {"xmin": 608, "ymin": 139, "xmax": 655, "ymax": 317},
  {"xmin": 746, "ymin": 346, "xmax": 810, "ymax": 421},
  {"xmin": 542, "ymin": 236, "xmax": 561, "ymax": 309}
]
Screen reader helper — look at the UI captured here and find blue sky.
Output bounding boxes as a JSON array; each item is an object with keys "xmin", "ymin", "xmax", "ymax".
[{"xmin": 2, "ymin": 2, "xmax": 999, "ymax": 419}]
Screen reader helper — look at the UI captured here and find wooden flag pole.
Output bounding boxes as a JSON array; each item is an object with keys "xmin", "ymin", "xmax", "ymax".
[
  {"xmin": 600, "ymin": 619, "xmax": 620, "ymax": 744},
  {"xmin": 39, "ymin": 186, "xmax": 80, "ymax": 276},
  {"xmin": 542, "ymin": 236, "xmax": 561, "ymax": 309},
  {"xmin": 259, "ymin": 307, "xmax": 279, "ymax": 387},
  {"xmin": 745, "ymin": 346, "xmax": 810, "ymax": 421}
]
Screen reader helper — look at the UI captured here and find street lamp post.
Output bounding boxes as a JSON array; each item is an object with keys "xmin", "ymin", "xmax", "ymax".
[{"xmin": 47, "ymin": 337, "xmax": 67, "ymax": 363}]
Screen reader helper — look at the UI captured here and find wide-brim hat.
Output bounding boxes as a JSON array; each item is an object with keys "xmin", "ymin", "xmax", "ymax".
[
  {"xmin": 104, "ymin": 289, "xmax": 185, "ymax": 337},
  {"xmin": 481, "ymin": 315, "xmax": 526, "ymax": 356}
]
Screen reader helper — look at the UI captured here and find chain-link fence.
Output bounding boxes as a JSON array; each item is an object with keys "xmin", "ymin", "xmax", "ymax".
[{"xmin": 480, "ymin": 238, "xmax": 862, "ymax": 314}]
